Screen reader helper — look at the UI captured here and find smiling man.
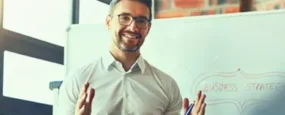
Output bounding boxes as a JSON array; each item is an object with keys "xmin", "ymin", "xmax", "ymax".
[{"xmin": 57, "ymin": 0, "xmax": 206, "ymax": 115}]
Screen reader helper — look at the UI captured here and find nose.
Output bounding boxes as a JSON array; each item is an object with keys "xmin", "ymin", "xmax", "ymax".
[{"xmin": 127, "ymin": 20, "xmax": 139, "ymax": 32}]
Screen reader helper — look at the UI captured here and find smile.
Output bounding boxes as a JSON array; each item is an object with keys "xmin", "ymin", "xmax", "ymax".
[{"xmin": 122, "ymin": 33, "xmax": 141, "ymax": 39}]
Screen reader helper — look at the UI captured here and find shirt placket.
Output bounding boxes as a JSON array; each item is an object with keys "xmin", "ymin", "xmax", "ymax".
[
  {"xmin": 123, "ymin": 73, "xmax": 129, "ymax": 114},
  {"xmin": 115, "ymin": 61, "xmax": 133, "ymax": 115}
]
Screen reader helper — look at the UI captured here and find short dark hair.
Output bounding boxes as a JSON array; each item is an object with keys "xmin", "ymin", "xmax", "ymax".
[{"xmin": 109, "ymin": 0, "xmax": 152, "ymax": 21}]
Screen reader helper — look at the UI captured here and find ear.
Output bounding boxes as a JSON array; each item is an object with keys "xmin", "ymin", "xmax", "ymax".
[{"xmin": 106, "ymin": 15, "xmax": 112, "ymax": 30}]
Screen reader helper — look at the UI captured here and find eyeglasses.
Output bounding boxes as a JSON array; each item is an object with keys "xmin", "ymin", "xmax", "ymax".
[{"xmin": 113, "ymin": 14, "xmax": 151, "ymax": 29}]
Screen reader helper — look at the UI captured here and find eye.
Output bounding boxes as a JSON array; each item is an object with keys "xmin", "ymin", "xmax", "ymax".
[
  {"xmin": 136, "ymin": 18, "xmax": 147, "ymax": 24},
  {"xmin": 121, "ymin": 15, "xmax": 131, "ymax": 21}
]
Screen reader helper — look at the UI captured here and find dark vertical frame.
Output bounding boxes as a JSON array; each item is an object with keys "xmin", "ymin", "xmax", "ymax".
[
  {"xmin": 0, "ymin": 0, "xmax": 3, "ymax": 28},
  {"xmin": 240, "ymin": 0, "xmax": 254, "ymax": 12},
  {"xmin": 72, "ymin": 0, "xmax": 80, "ymax": 24},
  {"xmin": 0, "ymin": 0, "xmax": 5, "ymax": 105}
]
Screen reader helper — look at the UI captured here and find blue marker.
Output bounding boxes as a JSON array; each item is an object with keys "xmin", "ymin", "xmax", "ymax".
[{"xmin": 184, "ymin": 104, "xmax": 194, "ymax": 115}]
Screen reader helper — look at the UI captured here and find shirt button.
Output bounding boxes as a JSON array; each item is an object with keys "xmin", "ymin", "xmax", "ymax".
[{"xmin": 125, "ymin": 92, "xmax": 129, "ymax": 98}]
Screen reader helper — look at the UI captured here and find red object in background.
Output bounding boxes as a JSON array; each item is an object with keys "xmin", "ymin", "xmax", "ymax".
[
  {"xmin": 174, "ymin": 0, "xmax": 205, "ymax": 8},
  {"xmin": 207, "ymin": 9, "xmax": 216, "ymax": 14},
  {"xmin": 156, "ymin": 10, "xmax": 189, "ymax": 18},
  {"xmin": 225, "ymin": 6, "xmax": 240, "ymax": 13},
  {"xmin": 160, "ymin": 0, "xmax": 171, "ymax": 10},
  {"xmin": 190, "ymin": 10, "xmax": 201, "ymax": 16}
]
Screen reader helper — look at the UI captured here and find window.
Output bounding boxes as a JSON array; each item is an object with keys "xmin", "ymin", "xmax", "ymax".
[
  {"xmin": 0, "ymin": 0, "xmax": 68, "ymax": 114},
  {"xmin": 3, "ymin": 0, "xmax": 72, "ymax": 46},
  {"xmin": 3, "ymin": 51, "xmax": 64, "ymax": 105}
]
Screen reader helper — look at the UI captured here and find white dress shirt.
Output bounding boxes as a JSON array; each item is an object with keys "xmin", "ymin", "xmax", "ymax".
[{"xmin": 57, "ymin": 51, "xmax": 182, "ymax": 115}]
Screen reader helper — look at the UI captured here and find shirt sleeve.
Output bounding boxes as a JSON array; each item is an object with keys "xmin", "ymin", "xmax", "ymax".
[
  {"xmin": 56, "ymin": 71, "xmax": 81, "ymax": 115},
  {"xmin": 164, "ymin": 79, "xmax": 183, "ymax": 115}
]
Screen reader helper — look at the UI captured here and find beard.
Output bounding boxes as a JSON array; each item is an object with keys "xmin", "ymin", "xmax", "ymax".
[{"xmin": 114, "ymin": 30, "xmax": 143, "ymax": 52}]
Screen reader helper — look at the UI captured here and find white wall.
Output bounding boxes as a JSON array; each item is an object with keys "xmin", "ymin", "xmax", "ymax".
[{"xmin": 80, "ymin": 0, "xmax": 109, "ymax": 24}]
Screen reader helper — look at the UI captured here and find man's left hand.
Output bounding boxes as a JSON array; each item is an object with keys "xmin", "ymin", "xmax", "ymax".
[{"xmin": 183, "ymin": 90, "xmax": 206, "ymax": 115}]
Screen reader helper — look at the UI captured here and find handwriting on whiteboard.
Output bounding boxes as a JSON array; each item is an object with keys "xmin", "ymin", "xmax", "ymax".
[
  {"xmin": 203, "ymin": 82, "xmax": 285, "ymax": 92},
  {"xmin": 190, "ymin": 69, "xmax": 285, "ymax": 114}
]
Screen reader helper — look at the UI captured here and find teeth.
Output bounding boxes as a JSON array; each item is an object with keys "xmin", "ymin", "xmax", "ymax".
[{"xmin": 124, "ymin": 34, "xmax": 136, "ymax": 38}]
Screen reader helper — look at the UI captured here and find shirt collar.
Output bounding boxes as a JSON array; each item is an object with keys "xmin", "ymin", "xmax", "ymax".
[
  {"xmin": 102, "ymin": 51, "xmax": 146, "ymax": 73},
  {"xmin": 135, "ymin": 54, "xmax": 146, "ymax": 73},
  {"xmin": 102, "ymin": 50, "xmax": 115, "ymax": 71}
]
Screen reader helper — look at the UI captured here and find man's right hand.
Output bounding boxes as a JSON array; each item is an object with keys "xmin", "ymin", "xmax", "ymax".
[{"xmin": 75, "ymin": 82, "xmax": 95, "ymax": 115}]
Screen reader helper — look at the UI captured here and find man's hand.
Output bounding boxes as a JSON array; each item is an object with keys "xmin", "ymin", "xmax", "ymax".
[
  {"xmin": 183, "ymin": 90, "xmax": 206, "ymax": 115},
  {"xmin": 75, "ymin": 82, "xmax": 95, "ymax": 115}
]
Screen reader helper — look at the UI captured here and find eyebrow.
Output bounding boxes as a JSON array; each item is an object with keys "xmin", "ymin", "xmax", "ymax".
[
  {"xmin": 120, "ymin": 12, "xmax": 132, "ymax": 15},
  {"xmin": 120, "ymin": 12, "xmax": 149, "ymax": 19}
]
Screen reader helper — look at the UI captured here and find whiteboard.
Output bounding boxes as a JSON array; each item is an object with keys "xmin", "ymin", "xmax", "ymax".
[{"xmin": 66, "ymin": 10, "xmax": 285, "ymax": 115}]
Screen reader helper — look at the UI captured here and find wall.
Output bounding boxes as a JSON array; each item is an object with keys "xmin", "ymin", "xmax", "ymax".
[{"xmin": 80, "ymin": 0, "xmax": 109, "ymax": 24}]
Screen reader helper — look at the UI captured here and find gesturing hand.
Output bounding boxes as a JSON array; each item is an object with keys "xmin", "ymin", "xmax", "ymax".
[
  {"xmin": 183, "ymin": 90, "xmax": 206, "ymax": 115},
  {"xmin": 75, "ymin": 83, "xmax": 95, "ymax": 115}
]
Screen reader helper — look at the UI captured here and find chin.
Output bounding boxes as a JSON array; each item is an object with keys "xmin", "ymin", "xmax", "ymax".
[{"xmin": 120, "ymin": 45, "xmax": 140, "ymax": 52}]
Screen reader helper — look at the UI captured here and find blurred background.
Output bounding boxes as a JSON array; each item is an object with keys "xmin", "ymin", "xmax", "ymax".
[{"xmin": 0, "ymin": 0, "xmax": 284, "ymax": 115}]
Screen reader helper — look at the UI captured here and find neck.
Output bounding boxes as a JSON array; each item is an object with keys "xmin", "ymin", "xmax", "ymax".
[{"xmin": 109, "ymin": 44, "xmax": 140, "ymax": 71}]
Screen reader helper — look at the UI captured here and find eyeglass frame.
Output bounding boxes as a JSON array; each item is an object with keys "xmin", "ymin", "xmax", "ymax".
[{"xmin": 109, "ymin": 13, "xmax": 151, "ymax": 29}]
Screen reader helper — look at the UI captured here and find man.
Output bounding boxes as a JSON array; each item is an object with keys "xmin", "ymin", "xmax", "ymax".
[{"xmin": 57, "ymin": 0, "xmax": 206, "ymax": 115}]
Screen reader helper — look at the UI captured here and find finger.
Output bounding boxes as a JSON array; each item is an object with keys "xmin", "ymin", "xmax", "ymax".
[
  {"xmin": 79, "ymin": 83, "xmax": 89, "ymax": 98},
  {"xmin": 201, "ymin": 94, "xmax": 206, "ymax": 104},
  {"xmin": 192, "ymin": 91, "xmax": 202, "ymax": 114},
  {"xmin": 197, "ymin": 93, "xmax": 204, "ymax": 105},
  {"xmin": 86, "ymin": 88, "xmax": 95, "ymax": 108},
  {"xmin": 194, "ymin": 90, "xmax": 202, "ymax": 109},
  {"xmin": 183, "ymin": 98, "xmax": 189, "ymax": 113},
  {"xmin": 84, "ymin": 103, "xmax": 92, "ymax": 114},
  {"xmin": 77, "ymin": 92, "xmax": 87, "ymax": 109},
  {"xmin": 199, "ymin": 103, "xmax": 207, "ymax": 115},
  {"xmin": 84, "ymin": 88, "xmax": 95, "ymax": 114},
  {"xmin": 78, "ymin": 104, "xmax": 86, "ymax": 115},
  {"xmin": 196, "ymin": 93, "xmax": 206, "ymax": 113}
]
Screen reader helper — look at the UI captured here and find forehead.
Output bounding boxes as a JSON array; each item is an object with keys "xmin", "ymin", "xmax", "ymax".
[{"xmin": 113, "ymin": 0, "xmax": 150, "ymax": 18}]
